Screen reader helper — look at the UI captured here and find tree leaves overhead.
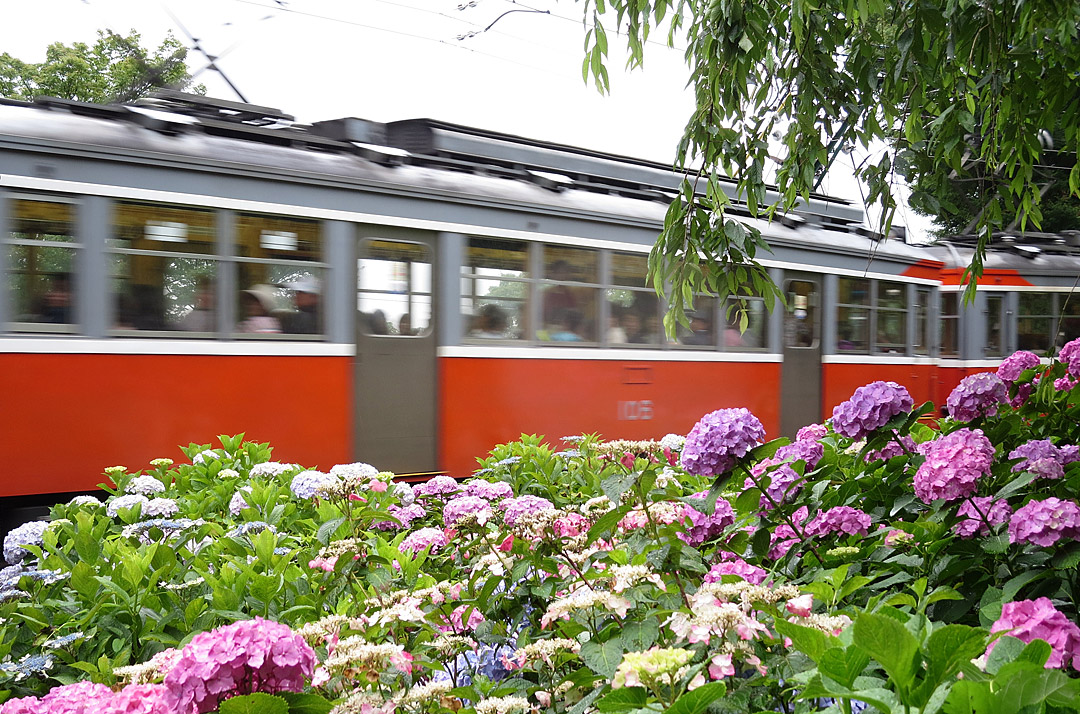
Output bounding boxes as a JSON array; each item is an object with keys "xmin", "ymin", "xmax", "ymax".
[
  {"xmin": 0, "ymin": 29, "xmax": 203, "ymax": 105},
  {"xmin": 580, "ymin": 0, "xmax": 1080, "ymax": 312}
]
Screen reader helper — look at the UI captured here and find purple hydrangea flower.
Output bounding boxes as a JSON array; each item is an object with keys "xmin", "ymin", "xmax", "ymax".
[
  {"xmin": 796, "ymin": 423, "xmax": 828, "ymax": 442},
  {"xmin": 400, "ymin": 527, "xmax": 450, "ymax": 554},
  {"xmin": 1060, "ymin": 338, "xmax": 1080, "ymax": 378},
  {"xmin": 289, "ymin": 471, "xmax": 339, "ymax": 499},
  {"xmin": 500, "ymin": 495, "xmax": 554, "ymax": 526},
  {"xmin": 913, "ymin": 428, "xmax": 994, "ymax": 503},
  {"xmin": 703, "ymin": 557, "xmax": 767, "ymax": 585},
  {"xmin": 3, "ymin": 520, "xmax": 48, "ymax": 565},
  {"xmin": 1009, "ymin": 498, "xmax": 1080, "ymax": 547},
  {"xmin": 162, "ymin": 617, "xmax": 315, "ymax": 713},
  {"xmin": 745, "ymin": 463, "xmax": 803, "ymax": 509},
  {"xmin": 680, "ymin": 408, "xmax": 765, "ymax": 476},
  {"xmin": 768, "ymin": 506, "xmax": 809, "ymax": 560},
  {"xmin": 999, "ymin": 351, "xmax": 1041, "ymax": 383},
  {"xmin": 679, "ymin": 491, "xmax": 735, "ymax": 546},
  {"xmin": 443, "ymin": 496, "xmax": 494, "ymax": 527},
  {"xmin": 1010, "ymin": 439, "xmax": 1075, "ymax": 479},
  {"xmin": 464, "ymin": 480, "xmax": 514, "ymax": 501},
  {"xmin": 775, "ymin": 438, "xmax": 825, "ymax": 469},
  {"xmin": 988, "ymin": 598, "xmax": 1080, "ymax": 670},
  {"xmin": 947, "ymin": 372, "xmax": 1007, "ymax": 422},
  {"xmin": 954, "ymin": 497, "xmax": 1012, "ymax": 538},
  {"xmin": 865, "ymin": 435, "xmax": 915, "ymax": 462},
  {"xmin": 373, "ymin": 503, "xmax": 427, "ymax": 531},
  {"xmin": 831, "ymin": 381, "xmax": 913, "ymax": 440},
  {"xmin": 805, "ymin": 506, "xmax": 873, "ymax": 537},
  {"xmin": 414, "ymin": 475, "xmax": 462, "ymax": 498}
]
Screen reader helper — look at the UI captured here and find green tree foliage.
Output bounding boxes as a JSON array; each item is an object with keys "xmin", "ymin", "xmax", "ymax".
[
  {"xmin": 579, "ymin": 0, "xmax": 1080, "ymax": 322},
  {"xmin": 0, "ymin": 29, "xmax": 202, "ymax": 105}
]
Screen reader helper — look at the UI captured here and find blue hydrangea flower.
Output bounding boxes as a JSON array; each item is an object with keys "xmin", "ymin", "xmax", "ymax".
[
  {"xmin": 290, "ymin": 470, "xmax": 340, "ymax": 499},
  {"xmin": 680, "ymin": 408, "xmax": 765, "ymax": 476},
  {"xmin": 3, "ymin": 520, "xmax": 48, "ymax": 565},
  {"xmin": 106, "ymin": 494, "xmax": 149, "ymax": 518}
]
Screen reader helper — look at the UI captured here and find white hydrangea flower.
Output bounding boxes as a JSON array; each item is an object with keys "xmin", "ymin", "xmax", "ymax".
[
  {"xmin": 107, "ymin": 494, "xmax": 149, "ymax": 518},
  {"xmin": 329, "ymin": 462, "xmax": 379, "ymax": 481},
  {"xmin": 290, "ymin": 471, "xmax": 340, "ymax": 499},
  {"xmin": 218, "ymin": 468, "xmax": 240, "ymax": 479},
  {"xmin": 660, "ymin": 433, "xmax": 686, "ymax": 452},
  {"xmin": 142, "ymin": 498, "xmax": 179, "ymax": 518},
  {"xmin": 3, "ymin": 521, "xmax": 48, "ymax": 565},
  {"xmin": 67, "ymin": 495, "xmax": 102, "ymax": 508},
  {"xmin": 192, "ymin": 449, "xmax": 220, "ymax": 465},
  {"xmin": 125, "ymin": 475, "xmax": 165, "ymax": 496},
  {"xmin": 250, "ymin": 462, "xmax": 298, "ymax": 478}
]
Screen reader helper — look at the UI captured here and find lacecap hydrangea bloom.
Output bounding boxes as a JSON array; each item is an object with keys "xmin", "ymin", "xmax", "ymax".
[
  {"xmin": 3, "ymin": 520, "xmax": 47, "ymax": 565},
  {"xmin": 947, "ymin": 372, "xmax": 1007, "ymax": 422},
  {"xmin": 805, "ymin": 506, "xmax": 873, "ymax": 537},
  {"xmin": 681, "ymin": 407, "xmax": 765, "ymax": 476},
  {"xmin": 290, "ymin": 470, "xmax": 339, "ymax": 499},
  {"xmin": 913, "ymin": 428, "xmax": 994, "ymax": 503},
  {"xmin": 162, "ymin": 617, "xmax": 315, "ymax": 714},
  {"xmin": 1009, "ymin": 497, "xmax": 1080, "ymax": 547},
  {"xmin": 611, "ymin": 647, "xmax": 693, "ymax": 689},
  {"xmin": 831, "ymin": 381, "xmax": 913, "ymax": 440},
  {"xmin": 954, "ymin": 497, "xmax": 1012, "ymax": 538},
  {"xmin": 500, "ymin": 495, "xmax": 554, "ymax": 526},
  {"xmin": 988, "ymin": 597, "xmax": 1080, "ymax": 670}
]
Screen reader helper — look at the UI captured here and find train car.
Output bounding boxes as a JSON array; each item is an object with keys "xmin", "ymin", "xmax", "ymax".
[{"xmin": 0, "ymin": 92, "xmax": 1076, "ymax": 519}]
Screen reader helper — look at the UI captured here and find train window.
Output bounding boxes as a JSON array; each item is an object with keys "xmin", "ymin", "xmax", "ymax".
[
  {"xmin": 461, "ymin": 237, "xmax": 528, "ymax": 340},
  {"xmin": 784, "ymin": 281, "xmax": 817, "ymax": 348},
  {"xmin": 876, "ymin": 281, "xmax": 907, "ymax": 354},
  {"xmin": 722, "ymin": 296, "xmax": 766, "ymax": 350},
  {"xmin": 940, "ymin": 292, "xmax": 959, "ymax": 357},
  {"xmin": 7, "ymin": 198, "xmax": 77, "ymax": 331},
  {"xmin": 607, "ymin": 252, "xmax": 663, "ymax": 346},
  {"xmin": 914, "ymin": 287, "xmax": 931, "ymax": 356},
  {"xmin": 837, "ymin": 278, "xmax": 870, "ymax": 351},
  {"xmin": 677, "ymin": 295, "xmax": 717, "ymax": 347},
  {"xmin": 985, "ymin": 294, "xmax": 1004, "ymax": 357},
  {"xmin": 236, "ymin": 214, "xmax": 324, "ymax": 336},
  {"xmin": 110, "ymin": 202, "xmax": 217, "ymax": 333},
  {"xmin": 1058, "ymin": 296, "xmax": 1080, "ymax": 347},
  {"xmin": 540, "ymin": 245, "xmax": 599, "ymax": 342},
  {"xmin": 358, "ymin": 239, "xmax": 432, "ymax": 336},
  {"xmin": 1018, "ymin": 293, "xmax": 1053, "ymax": 354}
]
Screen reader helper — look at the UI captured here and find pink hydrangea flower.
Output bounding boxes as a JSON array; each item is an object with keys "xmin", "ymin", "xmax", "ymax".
[
  {"xmin": 1060, "ymin": 338, "xmax": 1080, "ymax": 378},
  {"xmin": 954, "ymin": 497, "xmax": 1012, "ymax": 538},
  {"xmin": 1011, "ymin": 439, "xmax": 1074, "ymax": 479},
  {"xmin": 400, "ymin": 527, "xmax": 450, "ymax": 554},
  {"xmin": 745, "ymin": 463, "xmax": 803, "ymax": 509},
  {"xmin": 865, "ymin": 435, "xmax": 915, "ymax": 463},
  {"xmin": 437, "ymin": 604, "xmax": 486, "ymax": 633},
  {"xmin": 805, "ymin": 506, "xmax": 873, "ymax": 537},
  {"xmin": 988, "ymin": 598, "xmax": 1080, "ymax": 670},
  {"xmin": 703, "ymin": 557, "xmax": 766, "ymax": 585},
  {"xmin": 1, "ymin": 681, "xmax": 115, "ymax": 714},
  {"xmin": 500, "ymin": 495, "xmax": 554, "ymax": 526},
  {"xmin": 999, "ymin": 350, "xmax": 1041, "ymax": 383},
  {"xmin": 768, "ymin": 506, "xmax": 809, "ymax": 560},
  {"xmin": 1009, "ymin": 498, "xmax": 1080, "ymax": 547},
  {"xmin": 785, "ymin": 593, "xmax": 814, "ymax": 617},
  {"xmin": 162, "ymin": 618, "xmax": 315, "ymax": 714},
  {"xmin": 111, "ymin": 684, "xmax": 174, "ymax": 714},
  {"xmin": 414, "ymin": 475, "xmax": 461, "ymax": 497},
  {"xmin": 796, "ymin": 423, "xmax": 828, "ymax": 442},
  {"xmin": 464, "ymin": 480, "xmax": 514, "ymax": 501},
  {"xmin": 552, "ymin": 512, "xmax": 589, "ymax": 537},
  {"xmin": 442, "ymin": 496, "xmax": 494, "ymax": 527},
  {"xmin": 679, "ymin": 492, "xmax": 735, "ymax": 546},
  {"xmin": 913, "ymin": 428, "xmax": 994, "ymax": 503}
]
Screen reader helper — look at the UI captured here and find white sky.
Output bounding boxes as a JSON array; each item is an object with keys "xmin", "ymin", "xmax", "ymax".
[{"xmin": 2, "ymin": 0, "xmax": 932, "ymax": 240}]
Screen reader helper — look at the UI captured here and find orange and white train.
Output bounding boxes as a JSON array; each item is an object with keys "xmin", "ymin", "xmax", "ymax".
[{"xmin": 1, "ymin": 92, "xmax": 1077, "ymax": 517}]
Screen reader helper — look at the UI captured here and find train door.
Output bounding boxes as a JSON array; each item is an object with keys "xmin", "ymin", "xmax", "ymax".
[
  {"xmin": 780, "ymin": 274, "xmax": 822, "ymax": 437},
  {"xmin": 355, "ymin": 233, "xmax": 438, "ymax": 474}
]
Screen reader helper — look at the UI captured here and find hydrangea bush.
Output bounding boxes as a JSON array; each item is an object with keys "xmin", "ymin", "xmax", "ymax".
[{"xmin": 7, "ymin": 341, "xmax": 1080, "ymax": 712}]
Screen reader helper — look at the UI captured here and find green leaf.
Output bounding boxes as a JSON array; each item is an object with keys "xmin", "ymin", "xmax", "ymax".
[
  {"xmin": 852, "ymin": 611, "xmax": 921, "ymax": 689},
  {"xmin": 601, "ymin": 472, "xmax": 639, "ymax": 503},
  {"xmin": 774, "ymin": 619, "xmax": 837, "ymax": 662},
  {"xmin": 219, "ymin": 693, "xmax": 290, "ymax": 714},
  {"xmin": 620, "ymin": 620, "xmax": 659, "ymax": 650},
  {"xmin": 278, "ymin": 692, "xmax": 335, "ymax": 714},
  {"xmin": 316, "ymin": 517, "xmax": 346, "ymax": 546},
  {"xmin": 581, "ymin": 637, "xmax": 624, "ymax": 679},
  {"xmin": 667, "ymin": 681, "xmax": 727, "ymax": 714},
  {"xmin": 596, "ymin": 686, "xmax": 647, "ymax": 712},
  {"xmin": 750, "ymin": 527, "xmax": 772, "ymax": 558},
  {"xmin": 818, "ymin": 646, "xmax": 871, "ymax": 690},
  {"xmin": 735, "ymin": 487, "xmax": 761, "ymax": 515}
]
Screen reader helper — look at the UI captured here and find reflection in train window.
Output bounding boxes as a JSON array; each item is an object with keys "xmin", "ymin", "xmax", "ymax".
[
  {"xmin": 723, "ymin": 296, "xmax": 766, "ymax": 350},
  {"xmin": 985, "ymin": 294, "xmax": 1004, "ymax": 357},
  {"xmin": 677, "ymin": 295, "xmax": 717, "ymax": 347},
  {"xmin": 876, "ymin": 281, "xmax": 907, "ymax": 354},
  {"xmin": 940, "ymin": 293, "xmax": 959, "ymax": 358},
  {"xmin": 110, "ymin": 201, "xmax": 216, "ymax": 333},
  {"xmin": 914, "ymin": 287, "xmax": 931, "ymax": 356},
  {"xmin": 540, "ymin": 245, "xmax": 599, "ymax": 342},
  {"xmin": 358, "ymin": 239, "xmax": 432, "ymax": 336},
  {"xmin": 1018, "ymin": 293, "xmax": 1054, "ymax": 354},
  {"xmin": 607, "ymin": 253, "xmax": 662, "ymax": 346},
  {"xmin": 461, "ymin": 237, "xmax": 528, "ymax": 340},
  {"xmin": 837, "ymin": 278, "xmax": 869, "ymax": 352},
  {"xmin": 7, "ymin": 197, "xmax": 78, "ymax": 331},
  {"xmin": 236, "ymin": 214, "xmax": 324, "ymax": 337}
]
